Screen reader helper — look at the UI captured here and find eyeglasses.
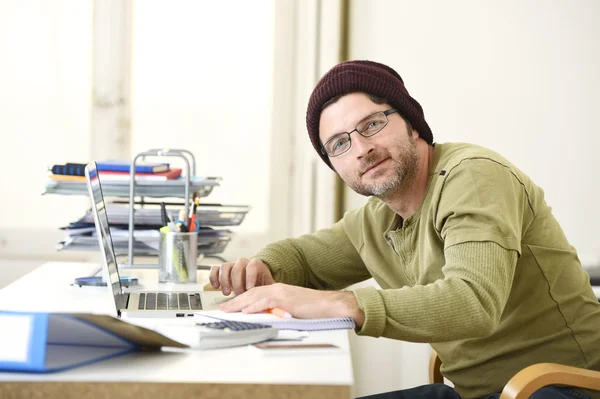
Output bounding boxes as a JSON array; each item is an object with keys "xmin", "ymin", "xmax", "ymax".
[{"xmin": 320, "ymin": 109, "xmax": 398, "ymax": 157}]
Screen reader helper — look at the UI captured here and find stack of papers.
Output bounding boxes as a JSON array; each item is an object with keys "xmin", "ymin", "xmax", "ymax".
[
  {"xmin": 58, "ymin": 226, "xmax": 232, "ymax": 256},
  {"xmin": 44, "ymin": 176, "xmax": 222, "ymax": 198},
  {"xmin": 57, "ymin": 201, "xmax": 249, "ymax": 255},
  {"xmin": 75, "ymin": 203, "xmax": 250, "ymax": 227}
]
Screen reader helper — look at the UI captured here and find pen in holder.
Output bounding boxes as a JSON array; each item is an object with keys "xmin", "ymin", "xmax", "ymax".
[{"xmin": 158, "ymin": 231, "xmax": 197, "ymax": 283}]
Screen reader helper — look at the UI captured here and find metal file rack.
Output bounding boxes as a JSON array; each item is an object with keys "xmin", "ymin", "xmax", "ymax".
[
  {"xmin": 127, "ymin": 148, "xmax": 195, "ymax": 267},
  {"xmin": 49, "ymin": 148, "xmax": 250, "ymax": 264}
]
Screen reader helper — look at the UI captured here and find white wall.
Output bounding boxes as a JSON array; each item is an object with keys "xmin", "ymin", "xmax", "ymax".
[
  {"xmin": 344, "ymin": 0, "xmax": 600, "ymax": 395},
  {"xmin": 0, "ymin": 0, "xmax": 293, "ymax": 265},
  {"xmin": 0, "ymin": 0, "xmax": 92, "ymax": 236},
  {"xmin": 130, "ymin": 1, "xmax": 275, "ymax": 237},
  {"xmin": 348, "ymin": 0, "xmax": 600, "ymax": 264}
]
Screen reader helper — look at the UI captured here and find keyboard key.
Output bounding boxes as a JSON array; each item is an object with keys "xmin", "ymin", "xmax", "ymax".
[
  {"xmin": 157, "ymin": 293, "xmax": 167, "ymax": 310},
  {"xmin": 178, "ymin": 293, "xmax": 190, "ymax": 309},
  {"xmin": 168, "ymin": 293, "xmax": 178, "ymax": 310},
  {"xmin": 138, "ymin": 293, "xmax": 146, "ymax": 310},
  {"xmin": 190, "ymin": 294, "xmax": 201, "ymax": 310},
  {"xmin": 146, "ymin": 293, "xmax": 157, "ymax": 310}
]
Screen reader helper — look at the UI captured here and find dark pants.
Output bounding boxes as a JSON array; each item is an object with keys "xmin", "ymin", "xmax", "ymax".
[{"xmin": 357, "ymin": 383, "xmax": 591, "ymax": 399}]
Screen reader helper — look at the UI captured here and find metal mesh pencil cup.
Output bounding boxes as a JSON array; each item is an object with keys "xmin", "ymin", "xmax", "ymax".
[{"xmin": 158, "ymin": 232, "xmax": 197, "ymax": 283}]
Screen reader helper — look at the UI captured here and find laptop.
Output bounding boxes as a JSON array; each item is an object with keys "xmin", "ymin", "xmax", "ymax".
[{"xmin": 84, "ymin": 161, "xmax": 227, "ymax": 318}]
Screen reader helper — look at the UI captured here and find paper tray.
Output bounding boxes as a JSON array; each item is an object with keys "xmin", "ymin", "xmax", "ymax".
[
  {"xmin": 75, "ymin": 204, "xmax": 251, "ymax": 227},
  {"xmin": 57, "ymin": 236, "xmax": 231, "ymax": 256},
  {"xmin": 43, "ymin": 176, "xmax": 222, "ymax": 199}
]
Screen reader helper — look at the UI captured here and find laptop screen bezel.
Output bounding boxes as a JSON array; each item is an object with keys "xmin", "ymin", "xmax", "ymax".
[{"xmin": 84, "ymin": 161, "xmax": 127, "ymax": 314}]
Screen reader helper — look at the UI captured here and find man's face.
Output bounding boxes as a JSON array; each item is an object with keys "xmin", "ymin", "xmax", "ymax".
[{"xmin": 319, "ymin": 92, "xmax": 419, "ymax": 198}]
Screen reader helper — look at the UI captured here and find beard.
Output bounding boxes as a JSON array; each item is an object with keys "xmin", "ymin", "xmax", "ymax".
[{"xmin": 344, "ymin": 134, "xmax": 419, "ymax": 199}]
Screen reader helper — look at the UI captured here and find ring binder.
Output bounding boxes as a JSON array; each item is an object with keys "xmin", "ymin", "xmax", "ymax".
[{"xmin": 0, "ymin": 311, "xmax": 187, "ymax": 373}]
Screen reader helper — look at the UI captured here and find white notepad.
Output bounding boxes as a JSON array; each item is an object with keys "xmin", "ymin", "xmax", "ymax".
[{"xmin": 195, "ymin": 310, "xmax": 356, "ymax": 331}]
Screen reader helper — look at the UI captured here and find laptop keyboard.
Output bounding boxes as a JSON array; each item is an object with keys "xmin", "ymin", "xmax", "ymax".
[{"xmin": 137, "ymin": 293, "xmax": 202, "ymax": 311}]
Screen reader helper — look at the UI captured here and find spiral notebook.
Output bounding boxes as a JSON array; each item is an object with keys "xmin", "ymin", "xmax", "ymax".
[{"xmin": 195, "ymin": 310, "xmax": 355, "ymax": 331}]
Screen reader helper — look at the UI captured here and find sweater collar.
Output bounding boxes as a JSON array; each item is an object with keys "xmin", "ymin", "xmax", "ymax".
[{"xmin": 384, "ymin": 143, "xmax": 444, "ymax": 232}]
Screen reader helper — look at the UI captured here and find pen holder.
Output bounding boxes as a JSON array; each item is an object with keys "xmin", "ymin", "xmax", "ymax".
[{"xmin": 158, "ymin": 232, "xmax": 197, "ymax": 283}]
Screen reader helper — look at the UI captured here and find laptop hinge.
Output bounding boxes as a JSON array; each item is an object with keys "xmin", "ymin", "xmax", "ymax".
[{"xmin": 115, "ymin": 292, "xmax": 129, "ymax": 316}]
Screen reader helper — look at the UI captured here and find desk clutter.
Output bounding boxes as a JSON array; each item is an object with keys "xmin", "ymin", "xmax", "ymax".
[
  {"xmin": 57, "ymin": 203, "xmax": 246, "ymax": 256},
  {"xmin": 0, "ymin": 264, "xmax": 353, "ymax": 396},
  {"xmin": 44, "ymin": 152, "xmax": 250, "ymax": 258},
  {"xmin": 0, "ymin": 310, "xmax": 353, "ymax": 373},
  {"xmin": 0, "ymin": 311, "xmax": 188, "ymax": 373}
]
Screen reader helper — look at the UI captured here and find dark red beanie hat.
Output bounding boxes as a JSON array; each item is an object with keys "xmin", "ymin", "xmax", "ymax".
[{"xmin": 306, "ymin": 60, "xmax": 433, "ymax": 168}]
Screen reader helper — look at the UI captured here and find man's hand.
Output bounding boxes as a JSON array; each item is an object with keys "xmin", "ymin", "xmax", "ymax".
[
  {"xmin": 209, "ymin": 258, "xmax": 275, "ymax": 296},
  {"xmin": 219, "ymin": 283, "xmax": 365, "ymax": 328}
]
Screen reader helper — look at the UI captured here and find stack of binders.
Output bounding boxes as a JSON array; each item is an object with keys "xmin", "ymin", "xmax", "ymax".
[{"xmin": 45, "ymin": 161, "xmax": 222, "ymax": 198}]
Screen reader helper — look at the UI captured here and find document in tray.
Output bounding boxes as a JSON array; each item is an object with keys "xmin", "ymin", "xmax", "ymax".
[
  {"xmin": 43, "ymin": 176, "xmax": 222, "ymax": 198},
  {"xmin": 77, "ymin": 204, "xmax": 250, "ymax": 227},
  {"xmin": 196, "ymin": 310, "xmax": 356, "ymax": 331}
]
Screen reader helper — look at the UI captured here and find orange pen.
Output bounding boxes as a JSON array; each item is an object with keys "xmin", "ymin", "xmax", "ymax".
[
  {"xmin": 188, "ymin": 198, "xmax": 200, "ymax": 232},
  {"xmin": 267, "ymin": 307, "xmax": 292, "ymax": 319},
  {"xmin": 188, "ymin": 213, "xmax": 197, "ymax": 232}
]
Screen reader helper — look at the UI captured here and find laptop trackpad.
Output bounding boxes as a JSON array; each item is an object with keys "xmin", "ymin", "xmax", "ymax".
[
  {"xmin": 201, "ymin": 291, "xmax": 234, "ymax": 308},
  {"xmin": 214, "ymin": 296, "xmax": 232, "ymax": 305}
]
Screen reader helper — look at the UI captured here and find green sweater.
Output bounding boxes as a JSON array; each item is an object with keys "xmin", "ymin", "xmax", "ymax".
[{"xmin": 256, "ymin": 142, "xmax": 600, "ymax": 398}]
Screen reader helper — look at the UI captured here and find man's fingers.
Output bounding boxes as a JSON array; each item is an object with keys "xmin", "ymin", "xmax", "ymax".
[
  {"xmin": 231, "ymin": 259, "xmax": 249, "ymax": 295},
  {"xmin": 218, "ymin": 262, "xmax": 234, "ymax": 295},
  {"xmin": 246, "ymin": 258, "xmax": 274, "ymax": 289},
  {"xmin": 245, "ymin": 260, "xmax": 259, "ymax": 290},
  {"xmin": 241, "ymin": 296, "xmax": 273, "ymax": 315},
  {"xmin": 209, "ymin": 266, "xmax": 221, "ymax": 288},
  {"xmin": 220, "ymin": 289, "xmax": 257, "ymax": 312},
  {"xmin": 213, "ymin": 258, "xmax": 270, "ymax": 296}
]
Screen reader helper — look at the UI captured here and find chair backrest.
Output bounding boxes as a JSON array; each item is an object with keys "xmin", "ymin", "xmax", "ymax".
[
  {"xmin": 428, "ymin": 348, "xmax": 600, "ymax": 399},
  {"xmin": 429, "ymin": 349, "xmax": 443, "ymax": 384}
]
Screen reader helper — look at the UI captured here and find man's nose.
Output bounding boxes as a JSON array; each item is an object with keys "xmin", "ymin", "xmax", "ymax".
[{"xmin": 351, "ymin": 132, "xmax": 375, "ymax": 157}]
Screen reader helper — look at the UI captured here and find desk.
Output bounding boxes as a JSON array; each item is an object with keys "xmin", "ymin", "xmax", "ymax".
[{"xmin": 0, "ymin": 262, "xmax": 353, "ymax": 398}]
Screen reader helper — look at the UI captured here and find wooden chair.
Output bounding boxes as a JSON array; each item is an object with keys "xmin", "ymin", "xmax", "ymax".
[{"xmin": 428, "ymin": 350, "xmax": 600, "ymax": 399}]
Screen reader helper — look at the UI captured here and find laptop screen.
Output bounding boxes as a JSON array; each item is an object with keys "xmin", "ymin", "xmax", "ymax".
[{"xmin": 84, "ymin": 162, "xmax": 123, "ymax": 300}]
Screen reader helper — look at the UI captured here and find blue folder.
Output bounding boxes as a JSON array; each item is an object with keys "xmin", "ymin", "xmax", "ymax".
[
  {"xmin": 96, "ymin": 161, "xmax": 169, "ymax": 174},
  {"xmin": 0, "ymin": 311, "xmax": 187, "ymax": 373}
]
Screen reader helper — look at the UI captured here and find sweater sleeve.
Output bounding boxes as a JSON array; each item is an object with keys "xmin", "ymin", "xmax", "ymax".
[
  {"xmin": 434, "ymin": 158, "xmax": 531, "ymax": 253},
  {"xmin": 353, "ymin": 241, "xmax": 517, "ymax": 341},
  {"xmin": 254, "ymin": 220, "xmax": 371, "ymax": 290}
]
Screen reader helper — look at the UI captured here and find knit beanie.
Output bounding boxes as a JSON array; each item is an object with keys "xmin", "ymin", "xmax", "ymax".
[{"xmin": 306, "ymin": 60, "xmax": 433, "ymax": 168}]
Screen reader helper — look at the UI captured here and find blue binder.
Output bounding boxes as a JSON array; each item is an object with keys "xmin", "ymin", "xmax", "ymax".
[
  {"xmin": 96, "ymin": 161, "xmax": 169, "ymax": 174},
  {"xmin": 0, "ymin": 311, "xmax": 188, "ymax": 373}
]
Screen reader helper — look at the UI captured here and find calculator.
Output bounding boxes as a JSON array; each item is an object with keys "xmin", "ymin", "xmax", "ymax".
[{"xmin": 155, "ymin": 320, "xmax": 279, "ymax": 350}]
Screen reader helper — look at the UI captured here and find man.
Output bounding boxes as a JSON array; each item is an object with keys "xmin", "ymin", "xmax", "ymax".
[{"xmin": 210, "ymin": 60, "xmax": 600, "ymax": 399}]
